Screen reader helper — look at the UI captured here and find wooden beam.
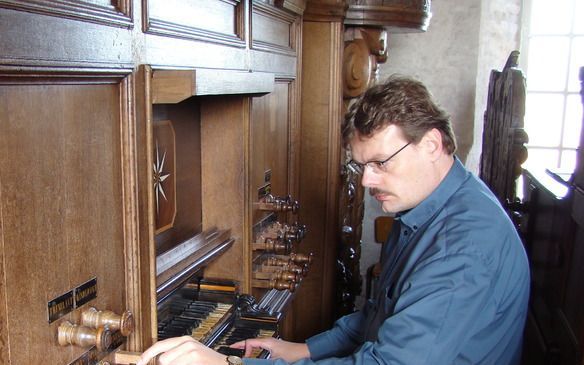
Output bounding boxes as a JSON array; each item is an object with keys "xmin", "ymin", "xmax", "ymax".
[{"xmin": 152, "ymin": 69, "xmax": 275, "ymax": 104}]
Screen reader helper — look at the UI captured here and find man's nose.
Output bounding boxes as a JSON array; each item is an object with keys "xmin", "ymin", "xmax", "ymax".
[{"xmin": 360, "ymin": 167, "xmax": 377, "ymax": 187}]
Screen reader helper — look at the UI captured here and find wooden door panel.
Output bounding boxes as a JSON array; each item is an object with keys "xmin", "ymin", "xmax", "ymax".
[
  {"xmin": 251, "ymin": 81, "xmax": 291, "ymax": 205},
  {"xmin": 0, "ymin": 0, "xmax": 132, "ymax": 28},
  {"xmin": 252, "ymin": 2, "xmax": 298, "ymax": 55},
  {"xmin": 199, "ymin": 96, "xmax": 249, "ymax": 285},
  {"xmin": 0, "ymin": 74, "xmax": 131, "ymax": 364},
  {"xmin": 144, "ymin": 0, "xmax": 245, "ymax": 46}
]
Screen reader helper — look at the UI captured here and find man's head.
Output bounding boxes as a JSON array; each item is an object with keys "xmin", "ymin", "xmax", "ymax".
[{"xmin": 343, "ymin": 75, "xmax": 457, "ymax": 214}]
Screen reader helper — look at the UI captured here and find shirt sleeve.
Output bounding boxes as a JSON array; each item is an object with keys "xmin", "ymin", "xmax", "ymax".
[
  {"xmin": 242, "ymin": 306, "xmax": 372, "ymax": 365},
  {"xmin": 245, "ymin": 251, "xmax": 493, "ymax": 365},
  {"xmin": 306, "ymin": 300, "xmax": 374, "ymax": 360}
]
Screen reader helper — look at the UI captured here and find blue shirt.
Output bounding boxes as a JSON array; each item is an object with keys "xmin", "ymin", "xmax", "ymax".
[{"xmin": 244, "ymin": 158, "xmax": 530, "ymax": 365}]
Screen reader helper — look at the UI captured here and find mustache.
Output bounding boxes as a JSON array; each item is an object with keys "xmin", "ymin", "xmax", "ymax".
[{"xmin": 369, "ymin": 188, "xmax": 390, "ymax": 196}]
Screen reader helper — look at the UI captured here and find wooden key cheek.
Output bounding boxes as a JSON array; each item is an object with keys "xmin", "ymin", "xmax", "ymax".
[{"xmin": 114, "ymin": 350, "xmax": 160, "ymax": 365}]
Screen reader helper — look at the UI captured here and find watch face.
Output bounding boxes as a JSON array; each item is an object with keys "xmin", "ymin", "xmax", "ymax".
[{"xmin": 227, "ymin": 355, "xmax": 243, "ymax": 365}]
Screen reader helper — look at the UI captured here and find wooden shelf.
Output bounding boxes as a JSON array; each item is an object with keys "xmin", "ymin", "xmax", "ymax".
[{"xmin": 152, "ymin": 69, "xmax": 275, "ymax": 104}]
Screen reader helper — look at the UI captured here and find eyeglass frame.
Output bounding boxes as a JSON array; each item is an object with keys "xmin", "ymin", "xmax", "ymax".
[{"xmin": 347, "ymin": 141, "xmax": 411, "ymax": 175}]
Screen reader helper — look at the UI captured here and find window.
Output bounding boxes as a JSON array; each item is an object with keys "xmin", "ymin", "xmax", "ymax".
[{"xmin": 521, "ymin": 0, "xmax": 583, "ymax": 173}]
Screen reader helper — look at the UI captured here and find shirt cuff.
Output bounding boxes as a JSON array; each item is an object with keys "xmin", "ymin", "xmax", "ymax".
[{"xmin": 305, "ymin": 332, "xmax": 334, "ymax": 360}]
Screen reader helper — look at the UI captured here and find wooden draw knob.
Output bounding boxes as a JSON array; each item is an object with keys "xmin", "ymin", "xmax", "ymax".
[
  {"xmin": 272, "ymin": 279, "xmax": 296, "ymax": 292},
  {"xmin": 290, "ymin": 252, "xmax": 313, "ymax": 265},
  {"xmin": 277, "ymin": 271, "xmax": 299, "ymax": 283},
  {"xmin": 81, "ymin": 307, "xmax": 135, "ymax": 336},
  {"xmin": 58, "ymin": 321, "xmax": 112, "ymax": 352}
]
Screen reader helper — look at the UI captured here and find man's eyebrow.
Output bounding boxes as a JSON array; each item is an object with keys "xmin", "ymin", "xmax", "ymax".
[{"xmin": 362, "ymin": 153, "xmax": 391, "ymax": 162}]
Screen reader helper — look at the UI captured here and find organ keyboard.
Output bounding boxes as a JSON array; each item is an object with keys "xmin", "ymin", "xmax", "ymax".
[
  {"xmin": 150, "ymin": 194, "xmax": 311, "ymax": 361},
  {"xmin": 156, "ymin": 279, "xmax": 279, "ymax": 359}
]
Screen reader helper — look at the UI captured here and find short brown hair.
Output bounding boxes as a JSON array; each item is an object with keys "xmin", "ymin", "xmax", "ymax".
[{"xmin": 342, "ymin": 74, "xmax": 457, "ymax": 154}]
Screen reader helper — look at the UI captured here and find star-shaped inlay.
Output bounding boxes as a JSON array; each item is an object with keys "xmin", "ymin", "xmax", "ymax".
[{"xmin": 153, "ymin": 140, "xmax": 171, "ymax": 216}]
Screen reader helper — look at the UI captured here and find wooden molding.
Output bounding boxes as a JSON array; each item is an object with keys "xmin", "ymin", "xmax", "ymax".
[
  {"xmin": 143, "ymin": 0, "xmax": 245, "ymax": 48},
  {"xmin": 133, "ymin": 65, "xmax": 157, "ymax": 351},
  {"xmin": 118, "ymin": 72, "xmax": 143, "ymax": 352},
  {"xmin": 344, "ymin": 1, "xmax": 431, "ymax": 31},
  {"xmin": 304, "ymin": 0, "xmax": 347, "ymax": 22},
  {"xmin": 0, "ymin": 0, "xmax": 132, "ymax": 28},
  {"xmin": 275, "ymin": 0, "xmax": 306, "ymax": 15},
  {"xmin": 252, "ymin": 2, "xmax": 299, "ymax": 56},
  {"xmin": 151, "ymin": 69, "xmax": 275, "ymax": 104},
  {"xmin": 144, "ymin": 18, "xmax": 246, "ymax": 48}
]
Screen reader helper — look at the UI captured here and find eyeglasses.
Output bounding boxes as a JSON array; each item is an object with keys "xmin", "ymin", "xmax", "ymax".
[{"xmin": 347, "ymin": 142, "xmax": 411, "ymax": 175}]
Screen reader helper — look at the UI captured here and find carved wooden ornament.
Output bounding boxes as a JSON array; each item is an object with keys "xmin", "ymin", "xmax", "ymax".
[
  {"xmin": 153, "ymin": 119, "xmax": 177, "ymax": 234},
  {"xmin": 343, "ymin": 38, "xmax": 375, "ymax": 98}
]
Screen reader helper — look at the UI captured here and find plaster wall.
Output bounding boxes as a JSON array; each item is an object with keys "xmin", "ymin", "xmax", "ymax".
[{"xmin": 358, "ymin": 0, "xmax": 522, "ymax": 306}]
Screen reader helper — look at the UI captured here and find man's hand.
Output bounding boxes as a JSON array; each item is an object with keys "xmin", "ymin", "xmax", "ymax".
[
  {"xmin": 136, "ymin": 336, "xmax": 227, "ymax": 365},
  {"xmin": 230, "ymin": 337, "xmax": 310, "ymax": 362}
]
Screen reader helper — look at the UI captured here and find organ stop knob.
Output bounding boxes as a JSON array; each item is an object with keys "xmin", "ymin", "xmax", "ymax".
[
  {"xmin": 255, "ymin": 194, "xmax": 300, "ymax": 213},
  {"xmin": 81, "ymin": 307, "xmax": 135, "ymax": 336},
  {"xmin": 58, "ymin": 320, "xmax": 112, "ymax": 352}
]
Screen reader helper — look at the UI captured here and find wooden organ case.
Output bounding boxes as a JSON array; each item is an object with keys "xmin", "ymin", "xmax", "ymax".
[{"xmin": 0, "ymin": 1, "xmax": 306, "ymax": 364}]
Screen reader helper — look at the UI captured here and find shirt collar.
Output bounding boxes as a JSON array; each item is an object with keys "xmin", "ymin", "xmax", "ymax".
[{"xmin": 397, "ymin": 156, "xmax": 469, "ymax": 231}]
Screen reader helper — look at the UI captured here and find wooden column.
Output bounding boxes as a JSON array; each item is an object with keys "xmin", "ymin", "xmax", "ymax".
[{"xmin": 293, "ymin": 0, "xmax": 346, "ymax": 341}]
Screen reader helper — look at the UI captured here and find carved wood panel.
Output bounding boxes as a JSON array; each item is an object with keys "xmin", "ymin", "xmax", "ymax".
[
  {"xmin": 144, "ymin": 0, "xmax": 245, "ymax": 47},
  {"xmin": 480, "ymin": 51, "xmax": 528, "ymax": 207},
  {"xmin": 252, "ymin": 2, "xmax": 298, "ymax": 56},
  {"xmin": 152, "ymin": 120, "xmax": 177, "ymax": 235},
  {"xmin": 0, "ymin": 70, "xmax": 137, "ymax": 364},
  {"xmin": 0, "ymin": 0, "xmax": 132, "ymax": 27},
  {"xmin": 250, "ymin": 80, "xmax": 292, "ymax": 225},
  {"xmin": 152, "ymin": 101, "xmax": 202, "ymax": 255}
]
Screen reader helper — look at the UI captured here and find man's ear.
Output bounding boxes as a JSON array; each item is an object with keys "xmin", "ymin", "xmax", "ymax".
[{"xmin": 422, "ymin": 128, "xmax": 443, "ymax": 161}]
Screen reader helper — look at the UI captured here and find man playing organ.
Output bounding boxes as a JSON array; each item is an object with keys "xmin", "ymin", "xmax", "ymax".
[{"xmin": 137, "ymin": 75, "xmax": 530, "ymax": 365}]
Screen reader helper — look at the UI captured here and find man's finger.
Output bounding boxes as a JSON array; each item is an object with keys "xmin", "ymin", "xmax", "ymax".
[
  {"xmin": 229, "ymin": 340, "xmax": 246, "ymax": 349},
  {"xmin": 137, "ymin": 336, "xmax": 193, "ymax": 365},
  {"xmin": 244, "ymin": 340, "xmax": 255, "ymax": 358}
]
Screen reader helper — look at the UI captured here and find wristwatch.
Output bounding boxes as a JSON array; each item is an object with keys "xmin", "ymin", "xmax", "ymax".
[{"xmin": 226, "ymin": 355, "xmax": 243, "ymax": 365}]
